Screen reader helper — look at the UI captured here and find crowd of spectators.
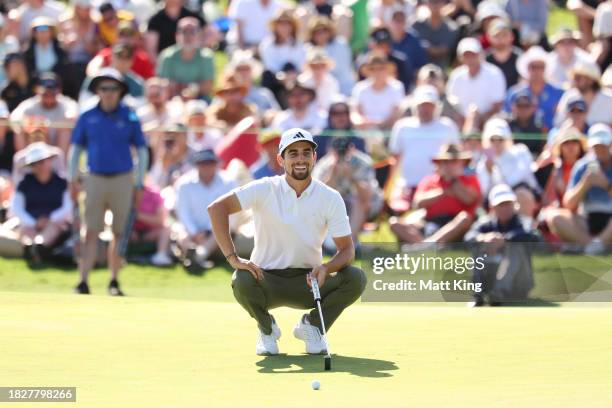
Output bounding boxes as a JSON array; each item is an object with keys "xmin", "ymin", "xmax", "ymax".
[{"xmin": 0, "ymin": 0, "xmax": 610, "ymax": 284}]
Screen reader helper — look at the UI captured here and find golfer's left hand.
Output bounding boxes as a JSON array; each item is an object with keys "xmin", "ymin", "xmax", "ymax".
[{"xmin": 308, "ymin": 264, "xmax": 329, "ymax": 288}]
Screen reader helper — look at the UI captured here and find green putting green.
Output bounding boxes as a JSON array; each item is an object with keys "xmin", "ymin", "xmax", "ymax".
[{"xmin": 2, "ymin": 291, "xmax": 611, "ymax": 407}]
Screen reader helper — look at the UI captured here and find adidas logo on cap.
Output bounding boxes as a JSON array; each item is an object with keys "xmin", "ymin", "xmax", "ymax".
[{"xmin": 278, "ymin": 128, "xmax": 318, "ymax": 155}]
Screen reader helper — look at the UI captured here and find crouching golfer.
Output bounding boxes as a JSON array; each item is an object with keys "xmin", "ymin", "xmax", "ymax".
[{"xmin": 208, "ymin": 128, "xmax": 367, "ymax": 355}]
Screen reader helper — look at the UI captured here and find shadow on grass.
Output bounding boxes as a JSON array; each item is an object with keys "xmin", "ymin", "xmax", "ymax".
[
  {"xmin": 256, "ymin": 354, "xmax": 398, "ymax": 378},
  {"xmin": 500, "ymin": 298, "xmax": 560, "ymax": 307}
]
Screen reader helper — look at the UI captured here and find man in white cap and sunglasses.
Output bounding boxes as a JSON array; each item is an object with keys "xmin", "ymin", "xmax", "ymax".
[{"xmin": 208, "ymin": 128, "xmax": 366, "ymax": 355}]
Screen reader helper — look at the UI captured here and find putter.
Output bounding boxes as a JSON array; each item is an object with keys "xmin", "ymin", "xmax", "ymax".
[{"xmin": 310, "ymin": 278, "xmax": 332, "ymax": 371}]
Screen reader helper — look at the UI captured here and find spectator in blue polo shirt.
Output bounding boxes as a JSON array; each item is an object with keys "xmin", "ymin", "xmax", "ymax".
[
  {"xmin": 68, "ymin": 67, "xmax": 149, "ymax": 296},
  {"xmin": 504, "ymin": 46, "xmax": 563, "ymax": 132},
  {"xmin": 388, "ymin": 7, "xmax": 428, "ymax": 80}
]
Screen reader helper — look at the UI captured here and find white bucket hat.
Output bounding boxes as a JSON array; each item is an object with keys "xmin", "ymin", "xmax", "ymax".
[
  {"xmin": 516, "ymin": 46, "xmax": 549, "ymax": 79},
  {"xmin": 24, "ymin": 142, "xmax": 57, "ymax": 166}
]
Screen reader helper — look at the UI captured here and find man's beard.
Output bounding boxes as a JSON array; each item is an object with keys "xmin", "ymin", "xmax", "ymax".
[{"xmin": 290, "ymin": 167, "xmax": 310, "ymax": 180}]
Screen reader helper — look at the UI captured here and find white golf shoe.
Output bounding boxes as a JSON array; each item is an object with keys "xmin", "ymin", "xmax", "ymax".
[
  {"xmin": 293, "ymin": 314, "xmax": 327, "ymax": 354},
  {"xmin": 256, "ymin": 317, "xmax": 281, "ymax": 356}
]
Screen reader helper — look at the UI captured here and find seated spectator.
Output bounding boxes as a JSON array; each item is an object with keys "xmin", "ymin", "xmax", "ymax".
[
  {"xmin": 250, "ymin": 130, "xmax": 284, "ymax": 179},
  {"xmin": 389, "ymin": 6, "xmax": 428, "ymax": 80},
  {"xmin": 306, "ymin": 16, "xmax": 355, "ymax": 95},
  {"xmin": 7, "ymin": 0, "xmax": 66, "ymax": 44},
  {"xmin": 411, "ymin": 64, "xmax": 461, "ymax": 124},
  {"xmin": 368, "ymin": 0, "xmax": 415, "ymax": 28},
  {"xmin": 359, "ymin": 27, "xmax": 412, "ymax": 92},
  {"xmin": 207, "ymin": 73, "xmax": 257, "ymax": 131},
  {"xmin": 546, "ymin": 124, "xmax": 612, "ymax": 255},
  {"xmin": 149, "ymin": 124, "xmax": 192, "ymax": 189},
  {"xmin": 507, "ymin": 90, "xmax": 545, "ymax": 154},
  {"xmin": 352, "ymin": 53, "xmax": 403, "ymax": 130},
  {"xmin": 591, "ymin": 1, "xmax": 611, "ymax": 70},
  {"xmin": 10, "ymin": 142, "xmax": 72, "ymax": 262},
  {"xmin": 485, "ymin": 19, "xmax": 522, "ymax": 89},
  {"xmin": 137, "ymin": 77, "xmax": 176, "ymax": 135},
  {"xmin": 465, "ymin": 184, "xmax": 538, "ymax": 306},
  {"xmin": 89, "ymin": 21, "xmax": 155, "ymax": 80},
  {"xmin": 295, "ymin": 0, "xmax": 353, "ymax": 41},
  {"xmin": 313, "ymin": 136, "xmax": 384, "ymax": 245},
  {"xmin": 505, "ymin": 46, "xmax": 563, "ymax": 133},
  {"xmin": 10, "ymin": 73, "xmax": 77, "ymax": 154},
  {"xmin": 259, "ymin": 10, "xmax": 306, "ymax": 95},
  {"xmin": 174, "ymin": 149, "xmax": 237, "ymax": 269},
  {"xmin": 446, "ymin": 37, "xmax": 506, "ymax": 128},
  {"xmin": 145, "ymin": 0, "xmax": 205, "ymax": 58},
  {"xmin": 271, "ymin": 78, "xmax": 327, "ymax": 132},
  {"xmin": 555, "ymin": 61, "xmax": 612, "ymax": 128},
  {"xmin": 390, "ymin": 143, "xmax": 480, "ymax": 244},
  {"xmin": 226, "ymin": 0, "xmax": 283, "ymax": 50},
  {"xmin": 0, "ymin": 16, "xmax": 19, "ymax": 87},
  {"xmin": 464, "ymin": 2, "xmax": 509, "ymax": 50},
  {"xmin": 228, "ymin": 49, "xmax": 279, "ymax": 123},
  {"xmin": 184, "ymin": 100, "xmax": 222, "ymax": 151},
  {"xmin": 12, "ymin": 138, "xmax": 65, "ymax": 187},
  {"xmin": 94, "ymin": 2, "xmax": 133, "ymax": 48},
  {"xmin": 546, "ymin": 96, "xmax": 589, "ymax": 147},
  {"xmin": 130, "ymin": 183, "xmax": 173, "ymax": 266},
  {"xmin": 1, "ymin": 53, "xmax": 35, "ymax": 113},
  {"xmin": 314, "ymin": 97, "xmax": 366, "ymax": 157},
  {"xmin": 504, "ymin": 0, "xmax": 548, "ymax": 47},
  {"xmin": 298, "ymin": 48, "xmax": 340, "ymax": 111},
  {"xmin": 546, "ymin": 28, "xmax": 593, "ymax": 90},
  {"xmin": 477, "ymin": 118, "xmax": 540, "ymax": 219},
  {"xmin": 24, "ymin": 17, "xmax": 69, "ymax": 81},
  {"xmin": 389, "ymin": 85, "xmax": 460, "ymax": 213},
  {"xmin": 413, "ymin": 0, "xmax": 459, "ymax": 69},
  {"xmin": 156, "ymin": 17, "xmax": 214, "ymax": 99}
]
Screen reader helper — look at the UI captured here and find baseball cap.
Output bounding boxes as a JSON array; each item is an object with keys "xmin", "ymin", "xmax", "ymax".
[
  {"xmin": 587, "ymin": 123, "xmax": 612, "ymax": 147},
  {"xmin": 412, "ymin": 85, "xmax": 439, "ymax": 105},
  {"xmin": 488, "ymin": 184, "xmax": 517, "ymax": 207},
  {"xmin": 37, "ymin": 72, "xmax": 60, "ymax": 89},
  {"xmin": 487, "ymin": 19, "xmax": 512, "ymax": 35},
  {"xmin": 483, "ymin": 117, "xmax": 512, "ymax": 140},
  {"xmin": 370, "ymin": 27, "xmax": 392, "ymax": 44},
  {"xmin": 457, "ymin": 37, "xmax": 482, "ymax": 55},
  {"xmin": 278, "ymin": 128, "xmax": 317, "ymax": 155},
  {"xmin": 185, "ymin": 100, "xmax": 208, "ymax": 116},
  {"xmin": 512, "ymin": 89, "xmax": 535, "ymax": 106},
  {"xmin": 192, "ymin": 149, "xmax": 218, "ymax": 163},
  {"xmin": 567, "ymin": 99, "xmax": 587, "ymax": 112}
]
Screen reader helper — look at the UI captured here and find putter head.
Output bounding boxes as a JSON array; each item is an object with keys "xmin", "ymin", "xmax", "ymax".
[{"xmin": 324, "ymin": 355, "xmax": 331, "ymax": 371}]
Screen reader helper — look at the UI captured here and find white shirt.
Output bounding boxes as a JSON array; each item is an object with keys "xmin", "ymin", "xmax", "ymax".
[
  {"xmin": 175, "ymin": 169, "xmax": 237, "ymax": 235},
  {"xmin": 299, "ymin": 72, "xmax": 341, "ymax": 111},
  {"xmin": 234, "ymin": 175, "xmax": 351, "ymax": 269},
  {"xmin": 228, "ymin": 0, "xmax": 284, "ymax": 45},
  {"xmin": 546, "ymin": 48, "xmax": 595, "ymax": 90},
  {"xmin": 476, "ymin": 143, "xmax": 538, "ymax": 194},
  {"xmin": 390, "ymin": 116, "xmax": 460, "ymax": 187},
  {"xmin": 259, "ymin": 37, "xmax": 306, "ymax": 72},
  {"xmin": 555, "ymin": 88, "xmax": 612, "ymax": 127},
  {"xmin": 271, "ymin": 103, "xmax": 327, "ymax": 133},
  {"xmin": 352, "ymin": 78, "xmax": 404, "ymax": 123},
  {"xmin": 446, "ymin": 62, "xmax": 506, "ymax": 116},
  {"xmin": 187, "ymin": 128, "xmax": 223, "ymax": 151},
  {"xmin": 9, "ymin": 0, "xmax": 65, "ymax": 42}
]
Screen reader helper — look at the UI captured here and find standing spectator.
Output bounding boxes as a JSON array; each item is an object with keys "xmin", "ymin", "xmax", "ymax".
[
  {"xmin": 68, "ymin": 68, "xmax": 149, "ymax": 296},
  {"xmin": 227, "ymin": 0, "xmax": 284, "ymax": 50},
  {"xmin": 368, "ymin": 0, "xmax": 415, "ymax": 28},
  {"xmin": 465, "ymin": 184, "xmax": 538, "ymax": 306},
  {"xmin": 271, "ymin": 79, "xmax": 326, "ymax": 132},
  {"xmin": 546, "ymin": 124, "xmax": 612, "ymax": 254},
  {"xmin": 389, "ymin": 85, "xmax": 460, "ymax": 213},
  {"xmin": 174, "ymin": 149, "xmax": 237, "ymax": 268},
  {"xmin": 477, "ymin": 117, "xmax": 540, "ymax": 219},
  {"xmin": 389, "ymin": 6, "xmax": 428, "ymax": 80},
  {"xmin": 156, "ymin": 17, "xmax": 215, "ymax": 99},
  {"xmin": 505, "ymin": 46, "xmax": 563, "ymax": 132},
  {"xmin": 295, "ymin": 0, "xmax": 353, "ymax": 41},
  {"xmin": 1, "ymin": 53, "xmax": 35, "ymax": 112},
  {"xmin": 146, "ymin": 0, "xmax": 205, "ymax": 60},
  {"xmin": 94, "ymin": 2, "xmax": 133, "ymax": 48},
  {"xmin": 298, "ymin": 48, "xmax": 340, "ymax": 111},
  {"xmin": 0, "ymin": 14, "xmax": 20, "ymax": 88},
  {"xmin": 412, "ymin": 0, "xmax": 459, "ymax": 69},
  {"xmin": 485, "ymin": 19, "xmax": 522, "ymax": 89},
  {"xmin": 24, "ymin": 17, "xmax": 69, "ymax": 81},
  {"xmin": 507, "ymin": 90, "xmax": 544, "ymax": 154},
  {"xmin": 10, "ymin": 73, "xmax": 78, "ymax": 154},
  {"xmin": 7, "ymin": 0, "xmax": 66, "ymax": 44},
  {"xmin": 250, "ymin": 130, "xmax": 284, "ymax": 179},
  {"xmin": 591, "ymin": 1, "xmax": 611, "ymax": 70},
  {"xmin": 546, "ymin": 28, "xmax": 594, "ymax": 90},
  {"xmin": 555, "ymin": 61, "xmax": 612, "ymax": 128},
  {"xmin": 10, "ymin": 142, "xmax": 72, "ymax": 262},
  {"xmin": 446, "ymin": 37, "xmax": 506, "ymax": 128},
  {"xmin": 567, "ymin": 0, "xmax": 604, "ymax": 46},
  {"xmin": 313, "ymin": 137, "xmax": 384, "ymax": 245},
  {"xmin": 207, "ymin": 73, "xmax": 257, "ymax": 131},
  {"xmin": 149, "ymin": 124, "xmax": 191, "ymax": 189},
  {"xmin": 352, "ymin": 54, "xmax": 404, "ymax": 130},
  {"xmin": 390, "ymin": 143, "xmax": 480, "ymax": 244},
  {"xmin": 185, "ymin": 100, "xmax": 222, "ymax": 151},
  {"xmin": 504, "ymin": 0, "xmax": 548, "ymax": 47},
  {"xmin": 306, "ymin": 16, "xmax": 355, "ymax": 96}
]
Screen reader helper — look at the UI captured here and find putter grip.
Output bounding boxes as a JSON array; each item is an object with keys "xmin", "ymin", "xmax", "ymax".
[{"xmin": 311, "ymin": 279, "xmax": 321, "ymax": 301}]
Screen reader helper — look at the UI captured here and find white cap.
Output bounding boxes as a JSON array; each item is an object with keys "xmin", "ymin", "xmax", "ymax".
[
  {"xmin": 278, "ymin": 128, "xmax": 317, "ymax": 155},
  {"xmin": 483, "ymin": 117, "xmax": 512, "ymax": 140},
  {"xmin": 587, "ymin": 123, "xmax": 612, "ymax": 147},
  {"xmin": 489, "ymin": 184, "xmax": 517, "ymax": 207},
  {"xmin": 24, "ymin": 142, "xmax": 56, "ymax": 166},
  {"xmin": 516, "ymin": 46, "xmax": 548, "ymax": 79},
  {"xmin": 413, "ymin": 85, "xmax": 439, "ymax": 105},
  {"xmin": 185, "ymin": 100, "xmax": 208, "ymax": 116},
  {"xmin": 457, "ymin": 37, "xmax": 482, "ymax": 56}
]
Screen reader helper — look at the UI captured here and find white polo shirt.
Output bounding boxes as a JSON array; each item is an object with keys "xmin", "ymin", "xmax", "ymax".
[
  {"xmin": 446, "ymin": 62, "xmax": 506, "ymax": 116},
  {"xmin": 234, "ymin": 175, "xmax": 351, "ymax": 269}
]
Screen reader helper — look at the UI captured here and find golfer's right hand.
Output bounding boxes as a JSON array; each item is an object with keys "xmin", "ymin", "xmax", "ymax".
[{"xmin": 230, "ymin": 256, "xmax": 264, "ymax": 281}]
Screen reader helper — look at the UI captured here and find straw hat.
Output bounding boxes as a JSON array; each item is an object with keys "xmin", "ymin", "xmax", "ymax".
[
  {"xmin": 431, "ymin": 143, "xmax": 472, "ymax": 162},
  {"xmin": 552, "ymin": 126, "xmax": 587, "ymax": 157},
  {"xmin": 269, "ymin": 9, "xmax": 298, "ymax": 33},
  {"xmin": 306, "ymin": 47, "xmax": 335, "ymax": 69},
  {"xmin": 570, "ymin": 60, "xmax": 602, "ymax": 84},
  {"xmin": 215, "ymin": 74, "xmax": 248, "ymax": 96},
  {"xmin": 308, "ymin": 15, "xmax": 336, "ymax": 40},
  {"xmin": 361, "ymin": 53, "xmax": 394, "ymax": 77},
  {"xmin": 228, "ymin": 49, "xmax": 263, "ymax": 79}
]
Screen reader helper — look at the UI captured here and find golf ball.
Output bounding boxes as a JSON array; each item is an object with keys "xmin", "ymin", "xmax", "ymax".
[{"xmin": 311, "ymin": 380, "xmax": 320, "ymax": 390}]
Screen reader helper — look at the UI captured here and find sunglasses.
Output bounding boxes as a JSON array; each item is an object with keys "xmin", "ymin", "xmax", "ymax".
[
  {"xmin": 490, "ymin": 137, "xmax": 505, "ymax": 143},
  {"xmin": 178, "ymin": 27, "xmax": 198, "ymax": 35},
  {"xmin": 528, "ymin": 64, "xmax": 546, "ymax": 70},
  {"xmin": 569, "ymin": 108, "xmax": 586, "ymax": 114},
  {"xmin": 330, "ymin": 110, "xmax": 349, "ymax": 115},
  {"xmin": 515, "ymin": 103, "xmax": 532, "ymax": 109},
  {"xmin": 34, "ymin": 25, "xmax": 51, "ymax": 32},
  {"xmin": 99, "ymin": 85, "xmax": 121, "ymax": 93}
]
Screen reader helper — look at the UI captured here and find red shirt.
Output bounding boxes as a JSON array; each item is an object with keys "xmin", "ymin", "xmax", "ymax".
[
  {"xmin": 98, "ymin": 47, "xmax": 155, "ymax": 79},
  {"xmin": 416, "ymin": 173, "xmax": 481, "ymax": 219}
]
